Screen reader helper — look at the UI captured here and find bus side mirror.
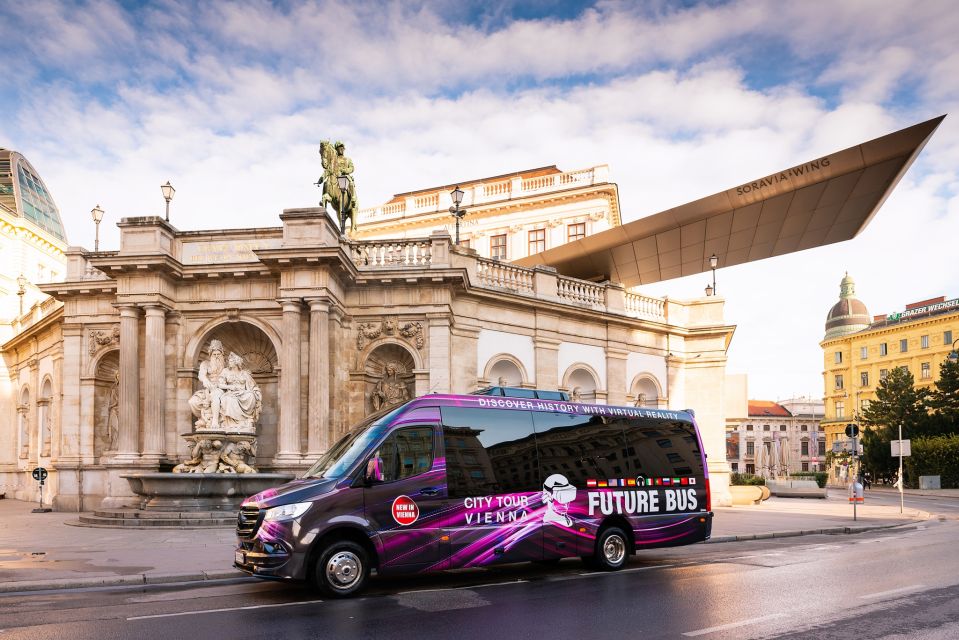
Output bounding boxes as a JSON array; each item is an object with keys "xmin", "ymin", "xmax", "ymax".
[{"xmin": 365, "ymin": 456, "xmax": 384, "ymax": 484}]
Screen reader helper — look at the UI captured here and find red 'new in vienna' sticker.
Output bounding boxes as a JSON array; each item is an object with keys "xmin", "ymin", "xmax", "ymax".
[{"xmin": 391, "ymin": 495, "xmax": 419, "ymax": 526}]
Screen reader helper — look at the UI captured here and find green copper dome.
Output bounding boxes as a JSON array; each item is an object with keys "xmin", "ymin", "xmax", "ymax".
[{"xmin": 0, "ymin": 149, "xmax": 67, "ymax": 241}]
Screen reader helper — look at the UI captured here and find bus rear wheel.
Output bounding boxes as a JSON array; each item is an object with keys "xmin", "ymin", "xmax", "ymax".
[
  {"xmin": 589, "ymin": 526, "xmax": 629, "ymax": 571},
  {"xmin": 314, "ymin": 540, "xmax": 370, "ymax": 598}
]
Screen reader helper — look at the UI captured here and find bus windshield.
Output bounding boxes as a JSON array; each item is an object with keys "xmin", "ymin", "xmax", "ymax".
[{"xmin": 302, "ymin": 407, "xmax": 401, "ymax": 479}]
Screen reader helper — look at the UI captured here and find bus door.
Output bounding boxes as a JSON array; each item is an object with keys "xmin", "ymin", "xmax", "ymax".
[
  {"xmin": 440, "ymin": 406, "xmax": 543, "ymax": 567},
  {"xmin": 363, "ymin": 424, "xmax": 449, "ymax": 570}
]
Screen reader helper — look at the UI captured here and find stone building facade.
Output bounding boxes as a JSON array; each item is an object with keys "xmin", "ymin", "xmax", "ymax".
[{"xmin": 1, "ymin": 209, "xmax": 734, "ymax": 510}]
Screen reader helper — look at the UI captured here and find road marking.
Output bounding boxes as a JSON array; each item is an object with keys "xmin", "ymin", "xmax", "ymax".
[
  {"xmin": 683, "ymin": 613, "xmax": 788, "ymax": 636},
  {"xmin": 723, "ymin": 555, "xmax": 757, "ymax": 560},
  {"xmin": 859, "ymin": 584, "xmax": 925, "ymax": 600},
  {"xmin": 126, "ymin": 599, "xmax": 324, "ymax": 620}
]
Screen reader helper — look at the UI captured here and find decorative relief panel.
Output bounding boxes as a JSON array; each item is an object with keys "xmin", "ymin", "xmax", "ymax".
[
  {"xmin": 88, "ymin": 326, "xmax": 120, "ymax": 355},
  {"xmin": 356, "ymin": 316, "xmax": 425, "ymax": 350}
]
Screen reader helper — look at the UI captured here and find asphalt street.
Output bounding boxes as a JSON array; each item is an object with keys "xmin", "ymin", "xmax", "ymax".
[{"xmin": 1, "ymin": 517, "xmax": 957, "ymax": 640}]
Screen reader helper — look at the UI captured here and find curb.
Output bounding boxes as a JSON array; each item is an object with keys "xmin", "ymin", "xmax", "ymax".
[
  {"xmin": 706, "ymin": 520, "xmax": 923, "ymax": 544},
  {"xmin": 0, "ymin": 569, "xmax": 250, "ymax": 595}
]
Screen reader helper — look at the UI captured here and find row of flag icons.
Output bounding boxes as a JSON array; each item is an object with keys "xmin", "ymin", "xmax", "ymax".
[{"xmin": 586, "ymin": 477, "xmax": 696, "ymax": 488}]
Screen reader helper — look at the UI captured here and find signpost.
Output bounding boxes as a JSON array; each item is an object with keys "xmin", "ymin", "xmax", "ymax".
[
  {"xmin": 31, "ymin": 467, "xmax": 52, "ymax": 513},
  {"xmin": 891, "ymin": 425, "xmax": 910, "ymax": 514},
  {"xmin": 845, "ymin": 424, "xmax": 862, "ymax": 520}
]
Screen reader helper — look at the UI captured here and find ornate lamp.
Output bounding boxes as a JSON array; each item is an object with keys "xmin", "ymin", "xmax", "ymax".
[
  {"xmin": 16, "ymin": 273, "xmax": 27, "ymax": 316},
  {"xmin": 449, "ymin": 186, "xmax": 467, "ymax": 245},
  {"xmin": 709, "ymin": 253, "xmax": 718, "ymax": 295},
  {"xmin": 91, "ymin": 204, "xmax": 104, "ymax": 251},
  {"xmin": 160, "ymin": 181, "xmax": 175, "ymax": 222}
]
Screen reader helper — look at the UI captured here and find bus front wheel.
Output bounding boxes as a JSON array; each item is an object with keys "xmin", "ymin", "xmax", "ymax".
[{"xmin": 314, "ymin": 540, "xmax": 370, "ymax": 597}]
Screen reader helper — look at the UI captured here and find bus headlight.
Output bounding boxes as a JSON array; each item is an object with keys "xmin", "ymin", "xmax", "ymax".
[{"xmin": 263, "ymin": 502, "xmax": 312, "ymax": 522}]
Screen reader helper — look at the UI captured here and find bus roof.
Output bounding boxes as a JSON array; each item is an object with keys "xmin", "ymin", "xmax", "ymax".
[{"xmin": 401, "ymin": 394, "xmax": 695, "ymax": 424}]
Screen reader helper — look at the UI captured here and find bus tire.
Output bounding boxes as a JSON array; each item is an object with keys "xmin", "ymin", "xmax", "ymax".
[
  {"xmin": 314, "ymin": 540, "xmax": 370, "ymax": 598},
  {"xmin": 589, "ymin": 526, "xmax": 629, "ymax": 571}
]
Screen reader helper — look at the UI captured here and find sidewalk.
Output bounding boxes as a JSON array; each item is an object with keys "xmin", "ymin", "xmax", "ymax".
[{"xmin": 0, "ymin": 493, "xmax": 934, "ymax": 594}]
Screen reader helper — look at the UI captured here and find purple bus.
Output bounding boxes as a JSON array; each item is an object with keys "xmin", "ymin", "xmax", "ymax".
[{"xmin": 235, "ymin": 392, "xmax": 712, "ymax": 597}]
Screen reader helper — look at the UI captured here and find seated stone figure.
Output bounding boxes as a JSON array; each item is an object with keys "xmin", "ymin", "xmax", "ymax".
[
  {"xmin": 189, "ymin": 340, "xmax": 227, "ymax": 430},
  {"xmin": 216, "ymin": 352, "xmax": 262, "ymax": 433},
  {"xmin": 189, "ymin": 344, "xmax": 261, "ymax": 433}
]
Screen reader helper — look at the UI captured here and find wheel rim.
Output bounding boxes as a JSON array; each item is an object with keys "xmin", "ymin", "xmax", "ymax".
[
  {"xmin": 326, "ymin": 551, "xmax": 362, "ymax": 590},
  {"xmin": 603, "ymin": 534, "xmax": 626, "ymax": 565}
]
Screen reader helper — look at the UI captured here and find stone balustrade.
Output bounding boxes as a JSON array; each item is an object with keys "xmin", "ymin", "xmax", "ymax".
[
  {"xmin": 345, "ymin": 236, "xmax": 667, "ymax": 322},
  {"xmin": 350, "ymin": 239, "xmax": 433, "ymax": 267},
  {"xmin": 557, "ymin": 276, "xmax": 605, "ymax": 306},
  {"xmin": 625, "ymin": 291, "xmax": 666, "ymax": 321},
  {"xmin": 356, "ymin": 165, "xmax": 609, "ymax": 223},
  {"xmin": 476, "ymin": 258, "xmax": 535, "ymax": 293}
]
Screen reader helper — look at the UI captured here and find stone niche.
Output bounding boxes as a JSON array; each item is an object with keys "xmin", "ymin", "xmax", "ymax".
[
  {"xmin": 361, "ymin": 343, "xmax": 416, "ymax": 416},
  {"xmin": 188, "ymin": 321, "xmax": 279, "ymax": 463}
]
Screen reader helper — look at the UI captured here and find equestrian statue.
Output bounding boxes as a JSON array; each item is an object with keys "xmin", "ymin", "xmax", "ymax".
[{"xmin": 317, "ymin": 140, "xmax": 358, "ymax": 234}]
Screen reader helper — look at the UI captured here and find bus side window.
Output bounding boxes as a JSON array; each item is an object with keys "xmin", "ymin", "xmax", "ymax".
[
  {"xmin": 440, "ymin": 407, "xmax": 538, "ymax": 498},
  {"xmin": 531, "ymin": 413, "xmax": 627, "ymax": 486},
  {"xmin": 375, "ymin": 427, "xmax": 434, "ymax": 482}
]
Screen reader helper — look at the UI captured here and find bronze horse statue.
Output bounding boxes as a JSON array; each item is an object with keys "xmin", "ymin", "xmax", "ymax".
[{"xmin": 317, "ymin": 140, "xmax": 357, "ymax": 234}]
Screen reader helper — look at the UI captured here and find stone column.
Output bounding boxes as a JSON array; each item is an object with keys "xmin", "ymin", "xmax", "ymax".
[
  {"xmin": 427, "ymin": 314, "xmax": 451, "ymax": 394},
  {"xmin": 276, "ymin": 298, "xmax": 303, "ymax": 462},
  {"xmin": 142, "ymin": 304, "xmax": 167, "ymax": 461},
  {"xmin": 116, "ymin": 304, "xmax": 141, "ymax": 461},
  {"xmin": 306, "ymin": 298, "xmax": 331, "ymax": 457}
]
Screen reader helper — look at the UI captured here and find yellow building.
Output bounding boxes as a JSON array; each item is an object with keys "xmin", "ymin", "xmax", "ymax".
[{"xmin": 820, "ymin": 274, "xmax": 959, "ymax": 478}]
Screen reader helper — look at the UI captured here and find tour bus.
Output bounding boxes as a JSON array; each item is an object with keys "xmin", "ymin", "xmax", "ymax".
[{"xmin": 235, "ymin": 392, "xmax": 712, "ymax": 596}]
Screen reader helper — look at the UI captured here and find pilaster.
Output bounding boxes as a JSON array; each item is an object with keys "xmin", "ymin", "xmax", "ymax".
[
  {"xmin": 275, "ymin": 298, "xmax": 303, "ymax": 462},
  {"xmin": 142, "ymin": 304, "xmax": 167, "ymax": 461},
  {"xmin": 306, "ymin": 298, "xmax": 331, "ymax": 458},
  {"xmin": 115, "ymin": 304, "xmax": 140, "ymax": 461}
]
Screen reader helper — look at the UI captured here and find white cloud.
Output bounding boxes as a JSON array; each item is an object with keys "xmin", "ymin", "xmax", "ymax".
[{"xmin": 1, "ymin": 0, "xmax": 957, "ymax": 403}]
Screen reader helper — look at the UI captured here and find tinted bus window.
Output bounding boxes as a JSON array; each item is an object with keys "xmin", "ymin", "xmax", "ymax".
[
  {"xmin": 440, "ymin": 407, "xmax": 538, "ymax": 497},
  {"xmin": 619, "ymin": 419, "xmax": 703, "ymax": 481},
  {"xmin": 374, "ymin": 427, "xmax": 434, "ymax": 482},
  {"xmin": 532, "ymin": 412, "xmax": 627, "ymax": 487}
]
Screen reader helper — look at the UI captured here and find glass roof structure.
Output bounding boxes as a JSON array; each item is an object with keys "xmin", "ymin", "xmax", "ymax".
[{"xmin": 0, "ymin": 149, "xmax": 67, "ymax": 241}]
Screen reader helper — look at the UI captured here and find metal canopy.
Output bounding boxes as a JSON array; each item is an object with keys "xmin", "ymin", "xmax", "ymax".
[{"xmin": 514, "ymin": 116, "xmax": 945, "ymax": 286}]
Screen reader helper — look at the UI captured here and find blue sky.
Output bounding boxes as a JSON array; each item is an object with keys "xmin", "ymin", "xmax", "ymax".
[{"xmin": 2, "ymin": 0, "xmax": 957, "ymax": 402}]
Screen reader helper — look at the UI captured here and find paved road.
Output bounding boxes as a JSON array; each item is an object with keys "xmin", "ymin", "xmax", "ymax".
[
  {"xmin": 864, "ymin": 489, "xmax": 959, "ymax": 517},
  {"xmin": 2, "ymin": 519, "xmax": 957, "ymax": 639}
]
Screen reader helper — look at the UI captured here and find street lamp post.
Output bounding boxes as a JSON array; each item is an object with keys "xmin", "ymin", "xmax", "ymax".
[
  {"xmin": 709, "ymin": 253, "xmax": 718, "ymax": 294},
  {"xmin": 449, "ymin": 186, "xmax": 466, "ymax": 245},
  {"xmin": 91, "ymin": 205, "xmax": 104, "ymax": 251},
  {"xmin": 16, "ymin": 274, "xmax": 27, "ymax": 317},
  {"xmin": 160, "ymin": 181, "xmax": 175, "ymax": 222},
  {"xmin": 336, "ymin": 174, "xmax": 350, "ymax": 234},
  {"xmin": 948, "ymin": 338, "xmax": 959, "ymax": 363}
]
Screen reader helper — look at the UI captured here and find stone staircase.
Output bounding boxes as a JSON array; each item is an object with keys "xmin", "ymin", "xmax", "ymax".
[{"xmin": 77, "ymin": 508, "xmax": 237, "ymax": 528}]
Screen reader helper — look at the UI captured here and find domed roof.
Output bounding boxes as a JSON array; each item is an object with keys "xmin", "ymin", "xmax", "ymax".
[{"xmin": 824, "ymin": 272, "xmax": 870, "ymax": 340}]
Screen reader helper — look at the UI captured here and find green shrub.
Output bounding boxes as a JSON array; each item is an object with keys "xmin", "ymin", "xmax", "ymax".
[
  {"xmin": 903, "ymin": 434, "xmax": 959, "ymax": 489},
  {"xmin": 790, "ymin": 472, "xmax": 828, "ymax": 488},
  {"xmin": 730, "ymin": 472, "xmax": 765, "ymax": 486}
]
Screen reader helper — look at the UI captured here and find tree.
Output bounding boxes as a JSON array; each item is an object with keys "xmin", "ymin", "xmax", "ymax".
[
  {"xmin": 860, "ymin": 366, "xmax": 930, "ymax": 481},
  {"xmin": 927, "ymin": 358, "xmax": 959, "ymax": 435}
]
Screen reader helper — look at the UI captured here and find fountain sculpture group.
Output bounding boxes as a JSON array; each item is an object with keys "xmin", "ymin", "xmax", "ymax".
[{"xmin": 118, "ymin": 340, "xmax": 293, "ymax": 523}]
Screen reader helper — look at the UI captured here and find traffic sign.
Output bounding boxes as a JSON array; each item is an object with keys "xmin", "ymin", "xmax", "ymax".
[
  {"xmin": 31, "ymin": 467, "xmax": 48, "ymax": 482},
  {"xmin": 845, "ymin": 423, "xmax": 860, "ymax": 438},
  {"xmin": 891, "ymin": 439, "xmax": 911, "ymax": 457}
]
